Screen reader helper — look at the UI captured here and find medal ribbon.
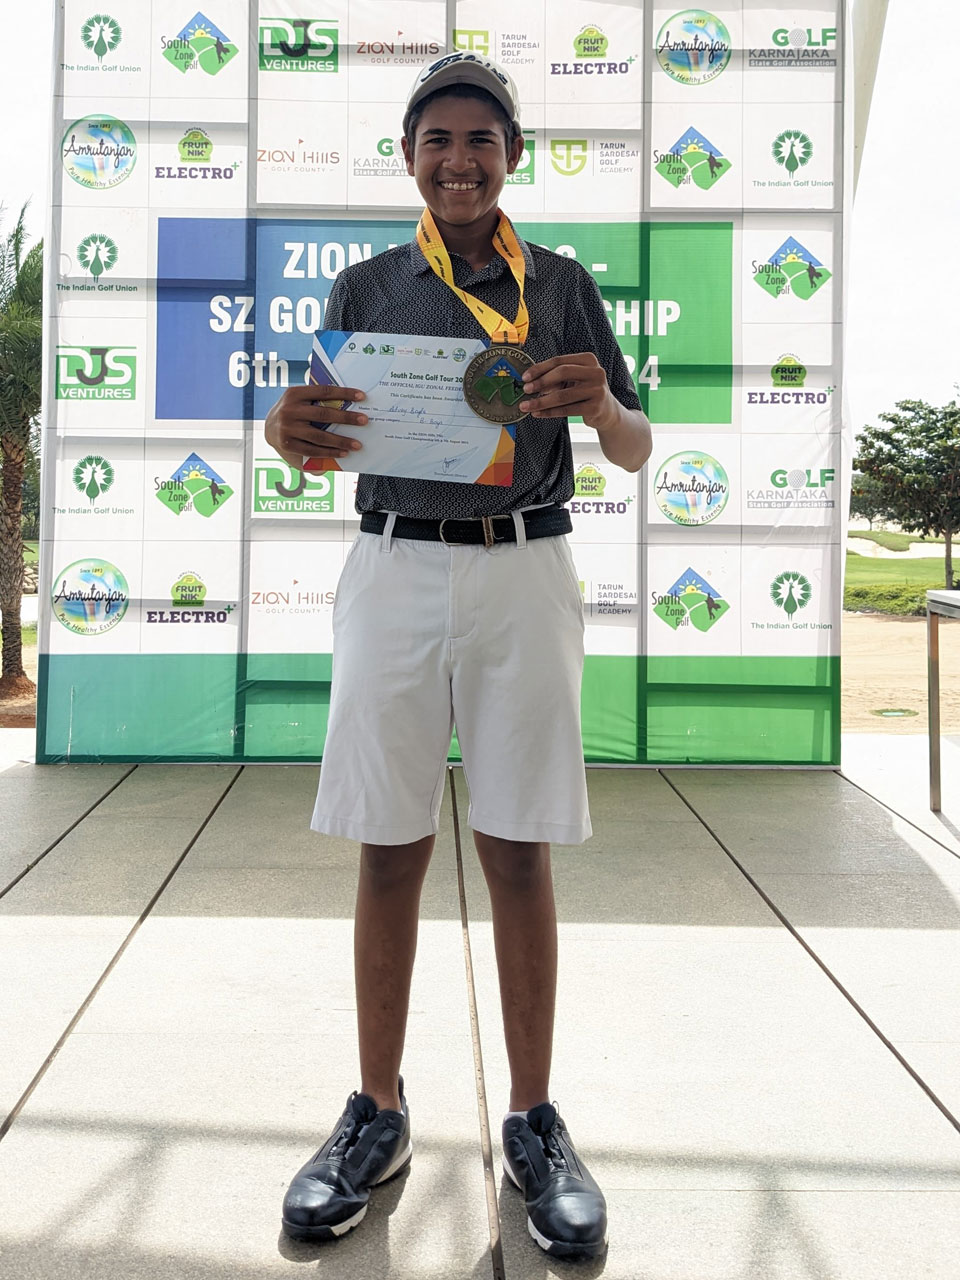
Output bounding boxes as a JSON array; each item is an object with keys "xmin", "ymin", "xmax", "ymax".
[{"xmin": 416, "ymin": 208, "xmax": 529, "ymax": 345}]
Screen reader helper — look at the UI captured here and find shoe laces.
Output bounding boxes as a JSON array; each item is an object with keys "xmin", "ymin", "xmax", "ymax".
[
  {"xmin": 527, "ymin": 1101, "xmax": 568, "ymax": 1172},
  {"xmin": 329, "ymin": 1090, "xmax": 377, "ymax": 1158}
]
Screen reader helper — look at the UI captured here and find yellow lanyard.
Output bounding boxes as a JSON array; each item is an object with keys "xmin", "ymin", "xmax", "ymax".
[{"xmin": 415, "ymin": 208, "xmax": 530, "ymax": 345}]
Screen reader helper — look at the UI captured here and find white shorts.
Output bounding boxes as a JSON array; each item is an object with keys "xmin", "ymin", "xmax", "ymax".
[{"xmin": 311, "ymin": 523, "xmax": 591, "ymax": 846}]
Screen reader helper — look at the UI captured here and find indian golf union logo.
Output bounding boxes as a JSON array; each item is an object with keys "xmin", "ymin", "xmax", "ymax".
[
  {"xmin": 73, "ymin": 455, "xmax": 114, "ymax": 505},
  {"xmin": 61, "ymin": 117, "xmax": 136, "ymax": 189},
  {"xmin": 654, "ymin": 452, "xmax": 729, "ymax": 526},
  {"xmin": 452, "ymin": 29, "xmax": 490, "ymax": 55},
  {"xmin": 155, "ymin": 453, "xmax": 234, "ymax": 518},
  {"xmin": 259, "ymin": 18, "xmax": 338, "ymax": 72},
  {"xmin": 253, "ymin": 458, "xmax": 336, "ymax": 515},
  {"xmin": 654, "ymin": 126, "xmax": 731, "ymax": 189},
  {"xmin": 772, "ymin": 354, "xmax": 806, "ymax": 387},
  {"xmin": 574, "ymin": 26, "xmax": 608, "ymax": 57},
  {"xmin": 656, "ymin": 11, "xmax": 732, "ymax": 85},
  {"xmin": 505, "ymin": 135, "xmax": 536, "ymax": 186},
  {"xmin": 56, "ymin": 346, "xmax": 137, "ymax": 400},
  {"xmin": 773, "ymin": 130, "xmax": 812, "ymax": 177},
  {"xmin": 771, "ymin": 571, "xmax": 812, "ymax": 618},
  {"xmin": 753, "ymin": 237, "xmax": 831, "ymax": 301},
  {"xmin": 81, "ymin": 13, "xmax": 121, "ymax": 61},
  {"xmin": 653, "ymin": 568, "xmax": 729, "ymax": 632},
  {"xmin": 51, "ymin": 558, "xmax": 129, "ymax": 635},
  {"xmin": 162, "ymin": 12, "xmax": 238, "ymax": 75},
  {"xmin": 550, "ymin": 139, "xmax": 588, "ymax": 177},
  {"xmin": 77, "ymin": 233, "xmax": 117, "ymax": 281}
]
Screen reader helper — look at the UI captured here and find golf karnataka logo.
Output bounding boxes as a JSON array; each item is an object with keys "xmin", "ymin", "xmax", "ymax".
[
  {"xmin": 73, "ymin": 454, "xmax": 114, "ymax": 505},
  {"xmin": 155, "ymin": 453, "xmax": 234, "ymax": 518},
  {"xmin": 162, "ymin": 12, "xmax": 238, "ymax": 75},
  {"xmin": 773, "ymin": 130, "xmax": 812, "ymax": 177},
  {"xmin": 654, "ymin": 452, "xmax": 729, "ymax": 526},
  {"xmin": 653, "ymin": 568, "xmax": 729, "ymax": 632},
  {"xmin": 61, "ymin": 116, "xmax": 136, "ymax": 189},
  {"xmin": 259, "ymin": 18, "xmax": 338, "ymax": 72},
  {"xmin": 77, "ymin": 233, "xmax": 117, "ymax": 280},
  {"xmin": 550, "ymin": 140, "xmax": 588, "ymax": 177},
  {"xmin": 51, "ymin": 559, "xmax": 129, "ymax": 636},
  {"xmin": 753, "ymin": 237, "xmax": 831, "ymax": 301},
  {"xmin": 656, "ymin": 11, "xmax": 732, "ymax": 85},
  {"xmin": 81, "ymin": 13, "xmax": 121, "ymax": 61},
  {"xmin": 655, "ymin": 126, "xmax": 730, "ymax": 189},
  {"xmin": 771, "ymin": 571, "xmax": 812, "ymax": 618}
]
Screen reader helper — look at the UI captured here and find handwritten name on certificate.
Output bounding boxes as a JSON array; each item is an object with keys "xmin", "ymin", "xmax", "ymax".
[{"xmin": 303, "ymin": 331, "xmax": 517, "ymax": 486}]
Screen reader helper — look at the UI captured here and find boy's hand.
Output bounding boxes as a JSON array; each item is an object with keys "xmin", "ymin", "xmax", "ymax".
[
  {"xmin": 517, "ymin": 353, "xmax": 619, "ymax": 431},
  {"xmin": 264, "ymin": 384, "xmax": 368, "ymax": 469}
]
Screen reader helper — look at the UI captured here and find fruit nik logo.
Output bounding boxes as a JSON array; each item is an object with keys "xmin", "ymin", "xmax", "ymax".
[
  {"xmin": 655, "ymin": 127, "xmax": 730, "ymax": 189},
  {"xmin": 773, "ymin": 130, "xmax": 812, "ymax": 177},
  {"xmin": 570, "ymin": 464, "xmax": 634, "ymax": 515},
  {"xmin": 753, "ymin": 237, "xmax": 831, "ymax": 301},
  {"xmin": 551, "ymin": 25, "xmax": 635, "ymax": 76},
  {"xmin": 259, "ymin": 19, "xmax": 338, "ymax": 72},
  {"xmin": 73, "ymin": 455, "xmax": 114, "ymax": 504},
  {"xmin": 574, "ymin": 26, "xmax": 608, "ymax": 57},
  {"xmin": 145, "ymin": 572, "xmax": 236, "ymax": 624},
  {"xmin": 51, "ymin": 559, "xmax": 129, "ymax": 635},
  {"xmin": 772, "ymin": 354, "xmax": 806, "ymax": 387},
  {"xmin": 653, "ymin": 568, "xmax": 729, "ymax": 633},
  {"xmin": 162, "ymin": 12, "xmax": 238, "ymax": 75},
  {"xmin": 771, "ymin": 571, "xmax": 812, "ymax": 617},
  {"xmin": 656, "ymin": 11, "xmax": 731, "ymax": 85},
  {"xmin": 654, "ymin": 452, "xmax": 729, "ymax": 526},
  {"xmin": 453, "ymin": 30, "xmax": 490, "ymax": 56},
  {"xmin": 81, "ymin": 14, "xmax": 121, "ymax": 61},
  {"xmin": 155, "ymin": 453, "xmax": 234, "ymax": 518},
  {"xmin": 56, "ymin": 347, "xmax": 137, "ymax": 400},
  {"xmin": 61, "ymin": 117, "xmax": 136, "ymax": 189},
  {"xmin": 550, "ymin": 140, "xmax": 588, "ymax": 177},
  {"xmin": 77, "ymin": 233, "xmax": 117, "ymax": 280},
  {"xmin": 254, "ymin": 458, "xmax": 336, "ymax": 514},
  {"xmin": 505, "ymin": 134, "xmax": 536, "ymax": 186}
]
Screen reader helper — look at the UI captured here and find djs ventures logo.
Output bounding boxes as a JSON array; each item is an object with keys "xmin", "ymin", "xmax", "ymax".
[
  {"xmin": 259, "ymin": 18, "xmax": 339, "ymax": 72},
  {"xmin": 656, "ymin": 10, "xmax": 732, "ymax": 85},
  {"xmin": 56, "ymin": 346, "xmax": 137, "ymax": 400}
]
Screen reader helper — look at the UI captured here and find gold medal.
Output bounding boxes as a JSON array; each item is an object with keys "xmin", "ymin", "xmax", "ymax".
[{"xmin": 463, "ymin": 344, "xmax": 534, "ymax": 424}]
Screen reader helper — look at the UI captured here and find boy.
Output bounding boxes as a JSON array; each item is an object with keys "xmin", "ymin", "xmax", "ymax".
[{"xmin": 265, "ymin": 52, "xmax": 651, "ymax": 1259}]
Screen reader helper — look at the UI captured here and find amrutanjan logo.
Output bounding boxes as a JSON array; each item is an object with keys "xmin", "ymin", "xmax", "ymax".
[
  {"xmin": 753, "ymin": 237, "xmax": 831, "ymax": 301},
  {"xmin": 653, "ymin": 567, "xmax": 729, "ymax": 632},
  {"xmin": 751, "ymin": 26, "xmax": 837, "ymax": 68},
  {"xmin": 162, "ymin": 12, "xmax": 238, "ymax": 75},
  {"xmin": 56, "ymin": 346, "xmax": 137, "ymax": 400},
  {"xmin": 574, "ymin": 26, "xmax": 608, "ymax": 57},
  {"xmin": 61, "ymin": 116, "xmax": 136, "ymax": 189},
  {"xmin": 772, "ymin": 354, "xmax": 806, "ymax": 387},
  {"xmin": 145, "ymin": 572, "xmax": 236, "ymax": 623},
  {"xmin": 654, "ymin": 452, "xmax": 729, "ymax": 526},
  {"xmin": 748, "ymin": 468, "xmax": 836, "ymax": 510},
  {"xmin": 550, "ymin": 139, "xmax": 588, "ymax": 177},
  {"xmin": 77, "ymin": 233, "xmax": 117, "ymax": 280},
  {"xmin": 155, "ymin": 453, "xmax": 234, "ymax": 518},
  {"xmin": 73, "ymin": 454, "xmax": 114, "ymax": 504},
  {"xmin": 656, "ymin": 11, "xmax": 731, "ymax": 85},
  {"xmin": 254, "ymin": 458, "xmax": 335, "ymax": 515},
  {"xmin": 771, "ymin": 571, "xmax": 812, "ymax": 618},
  {"xmin": 81, "ymin": 14, "xmax": 121, "ymax": 61},
  {"xmin": 505, "ymin": 135, "xmax": 536, "ymax": 186},
  {"xmin": 655, "ymin": 126, "xmax": 730, "ymax": 189},
  {"xmin": 51, "ymin": 559, "xmax": 129, "ymax": 635},
  {"xmin": 453, "ymin": 29, "xmax": 490, "ymax": 56},
  {"xmin": 259, "ymin": 18, "xmax": 338, "ymax": 72}
]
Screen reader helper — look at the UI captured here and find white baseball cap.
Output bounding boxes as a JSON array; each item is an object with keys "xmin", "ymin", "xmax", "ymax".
[{"xmin": 403, "ymin": 52, "xmax": 521, "ymax": 136}]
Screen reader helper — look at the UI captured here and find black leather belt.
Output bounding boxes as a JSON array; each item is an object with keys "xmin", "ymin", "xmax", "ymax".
[{"xmin": 360, "ymin": 506, "xmax": 572, "ymax": 547}]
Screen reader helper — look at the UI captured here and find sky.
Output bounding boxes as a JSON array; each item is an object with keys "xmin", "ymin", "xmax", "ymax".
[{"xmin": 1, "ymin": 1, "xmax": 956, "ymax": 437}]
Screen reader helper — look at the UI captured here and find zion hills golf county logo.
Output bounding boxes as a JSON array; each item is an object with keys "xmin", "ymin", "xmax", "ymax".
[
  {"xmin": 654, "ymin": 452, "xmax": 729, "ymax": 526},
  {"xmin": 56, "ymin": 346, "xmax": 137, "ymax": 400},
  {"xmin": 61, "ymin": 116, "xmax": 136, "ymax": 189},
  {"xmin": 155, "ymin": 453, "xmax": 234, "ymax": 518},
  {"xmin": 51, "ymin": 558, "xmax": 129, "ymax": 635},
  {"xmin": 653, "ymin": 568, "xmax": 729, "ymax": 632},
  {"xmin": 81, "ymin": 13, "xmax": 121, "ymax": 61},
  {"xmin": 753, "ymin": 237, "xmax": 831, "ymax": 301},
  {"xmin": 771, "ymin": 571, "xmax": 811, "ymax": 617},
  {"xmin": 258, "ymin": 18, "xmax": 339, "ymax": 72},
  {"xmin": 162, "ymin": 12, "xmax": 238, "ymax": 75},
  {"xmin": 655, "ymin": 126, "xmax": 731, "ymax": 189},
  {"xmin": 656, "ymin": 10, "xmax": 732, "ymax": 85}
]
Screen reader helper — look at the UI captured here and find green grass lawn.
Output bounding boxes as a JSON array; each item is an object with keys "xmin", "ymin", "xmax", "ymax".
[
  {"xmin": 849, "ymin": 530, "xmax": 945, "ymax": 552},
  {"xmin": 844, "ymin": 552, "xmax": 951, "ymax": 614},
  {"xmin": 24, "ymin": 541, "xmax": 38, "ymax": 564}
]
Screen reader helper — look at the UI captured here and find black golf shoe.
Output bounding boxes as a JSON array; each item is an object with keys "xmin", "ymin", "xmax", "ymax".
[
  {"xmin": 281, "ymin": 1078, "xmax": 412, "ymax": 1241},
  {"xmin": 502, "ymin": 1101, "xmax": 607, "ymax": 1259}
]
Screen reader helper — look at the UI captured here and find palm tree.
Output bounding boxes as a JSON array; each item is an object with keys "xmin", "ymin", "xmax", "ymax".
[{"xmin": 0, "ymin": 205, "xmax": 43, "ymax": 697}]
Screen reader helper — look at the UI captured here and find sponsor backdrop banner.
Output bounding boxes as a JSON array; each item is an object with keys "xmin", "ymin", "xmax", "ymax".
[{"xmin": 40, "ymin": 0, "xmax": 849, "ymax": 764}]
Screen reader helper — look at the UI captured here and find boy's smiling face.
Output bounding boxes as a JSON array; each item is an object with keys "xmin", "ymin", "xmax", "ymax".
[{"xmin": 402, "ymin": 94, "xmax": 525, "ymax": 229}]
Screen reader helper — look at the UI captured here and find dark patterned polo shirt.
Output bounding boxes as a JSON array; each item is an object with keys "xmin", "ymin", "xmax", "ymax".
[{"xmin": 320, "ymin": 228, "xmax": 641, "ymax": 519}]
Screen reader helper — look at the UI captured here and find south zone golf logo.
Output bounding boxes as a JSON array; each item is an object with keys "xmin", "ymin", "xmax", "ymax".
[
  {"xmin": 259, "ymin": 18, "xmax": 338, "ymax": 72},
  {"xmin": 747, "ymin": 467, "xmax": 836, "ymax": 510},
  {"xmin": 653, "ymin": 568, "xmax": 729, "ymax": 633},
  {"xmin": 253, "ymin": 457, "xmax": 336, "ymax": 515},
  {"xmin": 753, "ymin": 237, "xmax": 831, "ymax": 301},
  {"xmin": 61, "ymin": 116, "xmax": 136, "ymax": 189},
  {"xmin": 654, "ymin": 452, "xmax": 729, "ymax": 526},
  {"xmin": 656, "ymin": 11, "xmax": 732, "ymax": 85},
  {"xmin": 145, "ymin": 572, "xmax": 236, "ymax": 624},
  {"xmin": 56, "ymin": 346, "xmax": 137, "ymax": 400},
  {"xmin": 552, "ymin": 23, "xmax": 636, "ymax": 76},
  {"xmin": 654, "ymin": 126, "xmax": 731, "ymax": 189},
  {"xmin": 155, "ymin": 453, "xmax": 234, "ymax": 518},
  {"xmin": 570, "ymin": 464, "xmax": 634, "ymax": 515},
  {"xmin": 750, "ymin": 25, "xmax": 838, "ymax": 68},
  {"xmin": 161, "ymin": 12, "xmax": 238, "ymax": 75},
  {"xmin": 155, "ymin": 128, "xmax": 241, "ymax": 182},
  {"xmin": 51, "ymin": 558, "xmax": 129, "ymax": 635}
]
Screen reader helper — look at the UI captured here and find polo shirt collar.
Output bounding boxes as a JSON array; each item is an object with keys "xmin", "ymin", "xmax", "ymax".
[{"xmin": 408, "ymin": 221, "xmax": 537, "ymax": 281}]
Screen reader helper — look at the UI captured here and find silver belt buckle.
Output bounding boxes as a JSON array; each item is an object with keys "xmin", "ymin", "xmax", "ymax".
[{"xmin": 438, "ymin": 518, "xmax": 458, "ymax": 546}]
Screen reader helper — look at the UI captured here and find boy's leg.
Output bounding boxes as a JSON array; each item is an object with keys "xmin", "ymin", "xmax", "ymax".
[
  {"xmin": 356, "ymin": 836, "xmax": 435, "ymax": 1112},
  {"xmin": 473, "ymin": 831, "xmax": 557, "ymax": 1110}
]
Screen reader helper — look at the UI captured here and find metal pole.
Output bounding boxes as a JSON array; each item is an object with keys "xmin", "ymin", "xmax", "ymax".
[
  {"xmin": 928, "ymin": 605, "xmax": 941, "ymax": 811},
  {"xmin": 853, "ymin": 0, "xmax": 890, "ymax": 192}
]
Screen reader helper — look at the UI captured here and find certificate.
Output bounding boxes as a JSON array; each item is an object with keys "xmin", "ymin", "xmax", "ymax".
[{"xmin": 303, "ymin": 330, "xmax": 517, "ymax": 486}]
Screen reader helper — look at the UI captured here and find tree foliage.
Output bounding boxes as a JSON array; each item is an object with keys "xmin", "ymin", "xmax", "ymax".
[{"xmin": 849, "ymin": 470, "xmax": 894, "ymax": 530}]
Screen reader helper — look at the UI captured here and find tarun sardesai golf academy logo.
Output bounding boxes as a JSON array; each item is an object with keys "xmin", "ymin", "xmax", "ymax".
[
  {"xmin": 656, "ymin": 10, "xmax": 732, "ymax": 85},
  {"xmin": 51, "ymin": 558, "xmax": 129, "ymax": 635},
  {"xmin": 655, "ymin": 126, "xmax": 731, "ymax": 189},
  {"xmin": 162, "ymin": 12, "xmax": 239, "ymax": 75},
  {"xmin": 61, "ymin": 116, "xmax": 137, "ymax": 189},
  {"xmin": 155, "ymin": 453, "xmax": 234, "ymax": 518},
  {"xmin": 653, "ymin": 568, "xmax": 729, "ymax": 632},
  {"xmin": 753, "ymin": 237, "xmax": 831, "ymax": 301},
  {"xmin": 654, "ymin": 452, "xmax": 729, "ymax": 526},
  {"xmin": 81, "ymin": 13, "xmax": 121, "ymax": 61}
]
